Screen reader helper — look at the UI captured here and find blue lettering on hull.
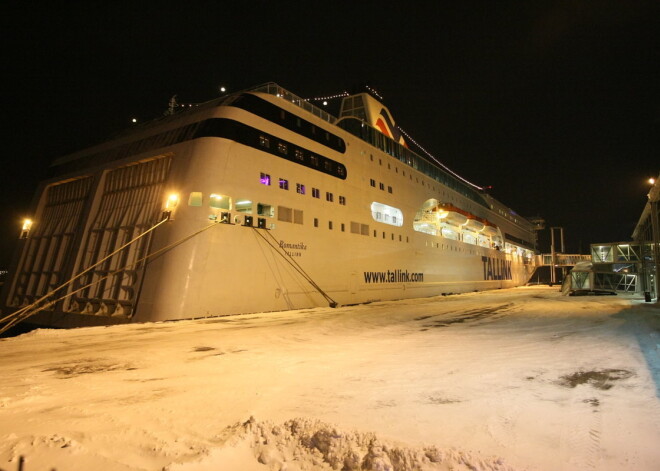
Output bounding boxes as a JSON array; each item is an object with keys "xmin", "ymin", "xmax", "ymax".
[{"xmin": 481, "ymin": 256, "xmax": 512, "ymax": 280}]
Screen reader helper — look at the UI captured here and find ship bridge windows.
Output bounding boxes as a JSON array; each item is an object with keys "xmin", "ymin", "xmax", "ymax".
[{"xmin": 370, "ymin": 202, "xmax": 403, "ymax": 227}]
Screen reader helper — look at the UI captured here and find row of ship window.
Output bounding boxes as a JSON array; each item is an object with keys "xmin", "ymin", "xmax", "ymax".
[
  {"xmin": 370, "ymin": 179, "xmax": 393, "ymax": 193},
  {"xmin": 185, "ymin": 191, "xmax": 409, "ymax": 241},
  {"xmin": 311, "ymin": 219, "xmax": 410, "ymax": 242},
  {"xmin": 185, "ymin": 188, "xmax": 405, "ymax": 233},
  {"xmin": 185, "ymin": 191, "xmax": 528, "ymax": 255},
  {"xmin": 260, "ymin": 172, "xmax": 346, "ymax": 204},
  {"xmin": 258, "ymin": 135, "xmax": 346, "ymax": 177},
  {"xmin": 366, "ymin": 153, "xmax": 481, "ymax": 215}
]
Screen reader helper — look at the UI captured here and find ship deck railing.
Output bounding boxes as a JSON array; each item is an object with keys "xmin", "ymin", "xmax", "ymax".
[{"xmin": 250, "ymin": 83, "xmax": 337, "ymax": 124}]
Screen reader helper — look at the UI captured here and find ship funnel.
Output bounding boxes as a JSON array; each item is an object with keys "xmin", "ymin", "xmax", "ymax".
[{"xmin": 339, "ymin": 92, "xmax": 407, "ymax": 147}]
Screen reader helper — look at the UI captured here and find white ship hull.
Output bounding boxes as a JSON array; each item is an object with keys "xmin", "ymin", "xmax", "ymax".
[{"xmin": 2, "ymin": 84, "xmax": 538, "ymax": 327}]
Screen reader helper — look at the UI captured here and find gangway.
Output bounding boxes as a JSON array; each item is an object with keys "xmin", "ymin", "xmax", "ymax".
[{"xmin": 536, "ymin": 253, "xmax": 591, "ymax": 267}]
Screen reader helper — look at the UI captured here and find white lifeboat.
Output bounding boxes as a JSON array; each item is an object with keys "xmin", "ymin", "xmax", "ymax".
[
  {"xmin": 463, "ymin": 217, "xmax": 485, "ymax": 232},
  {"xmin": 433, "ymin": 203, "xmax": 468, "ymax": 226},
  {"xmin": 480, "ymin": 223, "xmax": 499, "ymax": 237},
  {"xmin": 431, "ymin": 202, "xmax": 499, "ymax": 238}
]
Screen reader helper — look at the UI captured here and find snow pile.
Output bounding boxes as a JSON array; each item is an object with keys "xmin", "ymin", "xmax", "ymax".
[
  {"xmin": 1, "ymin": 286, "xmax": 659, "ymax": 470},
  {"xmin": 167, "ymin": 417, "xmax": 514, "ymax": 471}
]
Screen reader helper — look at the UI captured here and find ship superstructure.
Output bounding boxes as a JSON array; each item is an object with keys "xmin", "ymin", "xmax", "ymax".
[{"xmin": 1, "ymin": 83, "xmax": 538, "ymax": 328}]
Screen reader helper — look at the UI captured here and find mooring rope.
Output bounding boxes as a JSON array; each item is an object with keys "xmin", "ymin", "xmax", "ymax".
[
  {"xmin": 252, "ymin": 227, "xmax": 337, "ymax": 308},
  {"xmin": 0, "ymin": 219, "xmax": 218, "ymax": 335}
]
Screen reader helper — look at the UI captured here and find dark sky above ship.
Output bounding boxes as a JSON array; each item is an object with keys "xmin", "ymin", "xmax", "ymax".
[{"xmin": 2, "ymin": 1, "xmax": 658, "ymax": 266}]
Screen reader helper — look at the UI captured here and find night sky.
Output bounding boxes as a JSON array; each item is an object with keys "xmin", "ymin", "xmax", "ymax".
[{"xmin": 2, "ymin": 1, "xmax": 658, "ymax": 269}]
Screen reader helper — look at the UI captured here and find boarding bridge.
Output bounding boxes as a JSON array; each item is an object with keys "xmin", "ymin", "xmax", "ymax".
[
  {"xmin": 589, "ymin": 242, "xmax": 656, "ymax": 296},
  {"xmin": 529, "ymin": 253, "xmax": 591, "ymax": 285},
  {"xmin": 561, "ymin": 242, "xmax": 657, "ymax": 297},
  {"xmin": 536, "ymin": 254, "xmax": 591, "ymax": 267}
]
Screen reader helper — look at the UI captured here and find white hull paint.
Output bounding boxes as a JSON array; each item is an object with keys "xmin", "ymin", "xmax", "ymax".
[{"xmin": 2, "ymin": 84, "xmax": 538, "ymax": 326}]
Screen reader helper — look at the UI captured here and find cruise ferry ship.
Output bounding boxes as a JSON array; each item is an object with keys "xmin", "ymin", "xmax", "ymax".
[{"xmin": 1, "ymin": 84, "xmax": 538, "ymax": 328}]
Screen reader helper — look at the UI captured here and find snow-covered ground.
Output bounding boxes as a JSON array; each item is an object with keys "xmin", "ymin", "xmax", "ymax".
[{"xmin": 1, "ymin": 286, "xmax": 659, "ymax": 471}]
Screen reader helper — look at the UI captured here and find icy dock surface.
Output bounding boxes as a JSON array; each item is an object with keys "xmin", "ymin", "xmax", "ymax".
[{"xmin": 1, "ymin": 286, "xmax": 659, "ymax": 470}]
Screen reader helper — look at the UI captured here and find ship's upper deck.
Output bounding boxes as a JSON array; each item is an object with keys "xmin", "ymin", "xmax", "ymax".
[{"xmin": 46, "ymin": 82, "xmax": 534, "ymax": 234}]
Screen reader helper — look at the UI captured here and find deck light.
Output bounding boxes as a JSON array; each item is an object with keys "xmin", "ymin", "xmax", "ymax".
[
  {"xmin": 649, "ymin": 178, "xmax": 656, "ymax": 185},
  {"xmin": 165, "ymin": 193, "xmax": 179, "ymax": 209},
  {"xmin": 162, "ymin": 194, "xmax": 180, "ymax": 221},
  {"xmin": 20, "ymin": 219, "xmax": 32, "ymax": 239}
]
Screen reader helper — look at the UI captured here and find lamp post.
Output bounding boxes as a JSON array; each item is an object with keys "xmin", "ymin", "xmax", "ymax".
[
  {"xmin": 640, "ymin": 176, "xmax": 660, "ymax": 302},
  {"xmin": 650, "ymin": 191, "xmax": 660, "ymax": 302},
  {"xmin": 550, "ymin": 226, "xmax": 564, "ymax": 285}
]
